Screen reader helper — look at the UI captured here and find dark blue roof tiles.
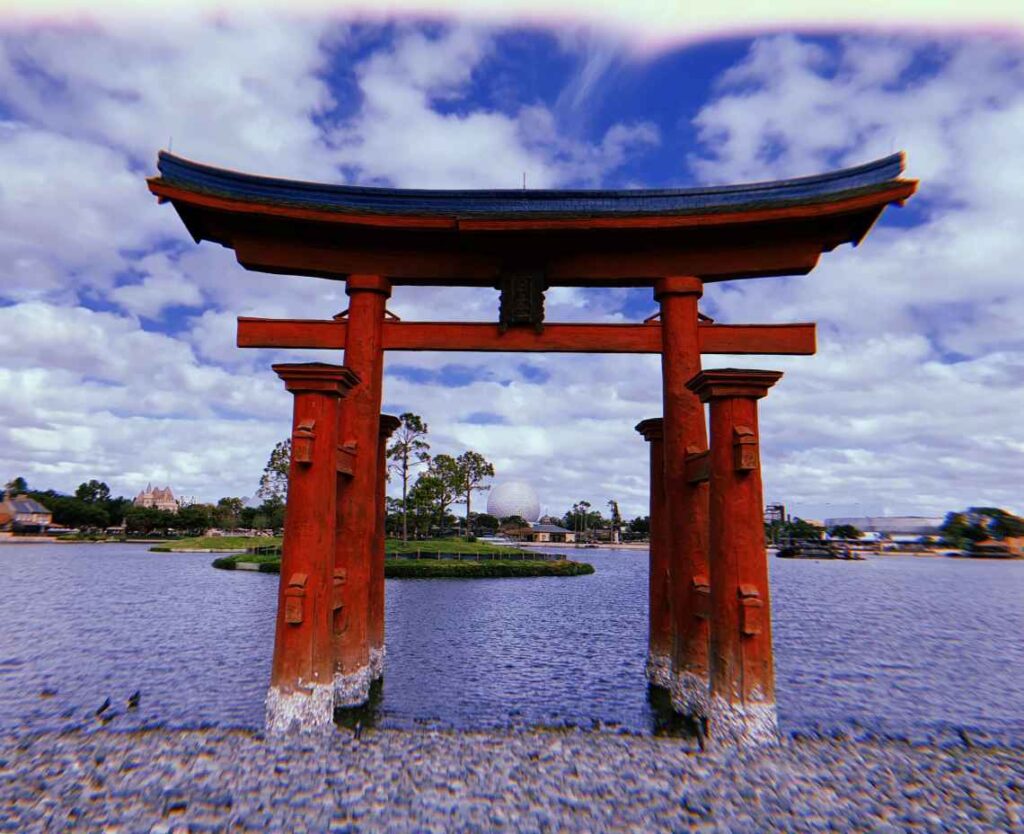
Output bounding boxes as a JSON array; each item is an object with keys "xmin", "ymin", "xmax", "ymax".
[
  {"xmin": 6, "ymin": 497, "xmax": 51, "ymax": 515},
  {"xmin": 155, "ymin": 151, "xmax": 907, "ymax": 219}
]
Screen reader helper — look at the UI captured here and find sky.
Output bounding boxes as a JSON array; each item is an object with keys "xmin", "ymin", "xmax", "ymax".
[{"xmin": 1, "ymin": 4, "xmax": 1022, "ymax": 521}]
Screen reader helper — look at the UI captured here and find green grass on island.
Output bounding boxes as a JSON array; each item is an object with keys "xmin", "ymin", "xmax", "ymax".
[
  {"xmin": 150, "ymin": 535, "xmax": 281, "ymax": 552},
  {"xmin": 156, "ymin": 536, "xmax": 538, "ymax": 557},
  {"xmin": 384, "ymin": 539, "xmax": 533, "ymax": 557},
  {"xmin": 212, "ymin": 554, "xmax": 594, "ymax": 578},
  {"xmin": 161, "ymin": 536, "xmax": 595, "ymax": 577}
]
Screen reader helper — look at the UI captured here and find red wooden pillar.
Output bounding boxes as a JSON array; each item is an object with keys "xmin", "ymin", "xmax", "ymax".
[
  {"xmin": 635, "ymin": 418, "xmax": 671, "ymax": 688},
  {"xmin": 370, "ymin": 414, "xmax": 401, "ymax": 680},
  {"xmin": 334, "ymin": 274, "xmax": 391, "ymax": 707},
  {"xmin": 655, "ymin": 276, "xmax": 711, "ymax": 718},
  {"xmin": 267, "ymin": 362, "xmax": 358, "ymax": 733},
  {"xmin": 687, "ymin": 368, "xmax": 782, "ymax": 745}
]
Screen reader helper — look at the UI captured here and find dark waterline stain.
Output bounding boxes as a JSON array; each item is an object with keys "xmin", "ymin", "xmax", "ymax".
[{"xmin": 0, "ymin": 543, "xmax": 1022, "ymax": 744}]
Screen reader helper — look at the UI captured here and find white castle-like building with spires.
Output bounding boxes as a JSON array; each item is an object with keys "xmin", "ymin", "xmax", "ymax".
[{"xmin": 133, "ymin": 484, "xmax": 179, "ymax": 512}]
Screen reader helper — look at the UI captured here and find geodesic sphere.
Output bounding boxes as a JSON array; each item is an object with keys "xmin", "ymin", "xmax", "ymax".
[{"xmin": 486, "ymin": 480, "xmax": 541, "ymax": 522}]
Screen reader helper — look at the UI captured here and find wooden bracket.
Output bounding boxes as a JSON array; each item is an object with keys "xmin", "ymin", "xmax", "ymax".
[
  {"xmin": 739, "ymin": 584, "xmax": 763, "ymax": 635},
  {"xmin": 336, "ymin": 442, "xmax": 357, "ymax": 476},
  {"xmin": 292, "ymin": 420, "xmax": 315, "ymax": 465},
  {"xmin": 332, "ymin": 568, "xmax": 347, "ymax": 634},
  {"xmin": 733, "ymin": 426, "xmax": 758, "ymax": 472},
  {"xmin": 692, "ymin": 574, "xmax": 711, "ymax": 620},
  {"xmin": 684, "ymin": 447, "xmax": 710, "ymax": 485},
  {"xmin": 284, "ymin": 572, "xmax": 308, "ymax": 625}
]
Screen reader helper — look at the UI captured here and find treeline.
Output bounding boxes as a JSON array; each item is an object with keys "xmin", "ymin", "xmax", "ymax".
[
  {"xmin": 5, "ymin": 477, "xmax": 131, "ymax": 529},
  {"xmin": 766, "ymin": 507, "xmax": 1024, "ymax": 547},
  {"xmin": 4, "ymin": 476, "xmax": 283, "ymax": 536},
  {"xmin": 940, "ymin": 507, "xmax": 1024, "ymax": 548},
  {"xmin": 558, "ymin": 500, "xmax": 648, "ymax": 539}
]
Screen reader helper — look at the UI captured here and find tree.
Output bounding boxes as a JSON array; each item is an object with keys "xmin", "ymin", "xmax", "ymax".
[
  {"xmin": 973, "ymin": 507, "xmax": 1024, "ymax": 539},
  {"xmin": 786, "ymin": 517, "xmax": 824, "ymax": 540},
  {"xmin": 564, "ymin": 501, "xmax": 601, "ymax": 539},
  {"xmin": 607, "ymin": 499, "xmax": 623, "ymax": 541},
  {"xmin": 257, "ymin": 439, "xmax": 291, "ymax": 505},
  {"xmin": 124, "ymin": 506, "xmax": 176, "ymax": 535},
  {"xmin": 406, "ymin": 474, "xmax": 444, "ymax": 538},
  {"xmin": 105, "ymin": 497, "xmax": 132, "ymax": 527},
  {"xmin": 4, "ymin": 476, "xmax": 28, "ymax": 495},
  {"xmin": 455, "ymin": 451, "xmax": 494, "ymax": 535},
  {"xmin": 628, "ymin": 515, "xmax": 650, "ymax": 536},
  {"xmin": 387, "ymin": 413, "xmax": 430, "ymax": 541},
  {"xmin": 470, "ymin": 512, "xmax": 500, "ymax": 534},
  {"xmin": 75, "ymin": 480, "xmax": 111, "ymax": 504},
  {"xmin": 384, "ymin": 496, "xmax": 404, "ymax": 537},
  {"xmin": 177, "ymin": 503, "xmax": 214, "ymax": 536},
  {"xmin": 215, "ymin": 497, "xmax": 245, "ymax": 531},
  {"xmin": 257, "ymin": 499, "xmax": 286, "ymax": 532},
  {"xmin": 941, "ymin": 507, "xmax": 1024, "ymax": 548},
  {"xmin": 827, "ymin": 524, "xmax": 862, "ymax": 540},
  {"xmin": 424, "ymin": 454, "xmax": 463, "ymax": 533},
  {"xmin": 498, "ymin": 515, "xmax": 530, "ymax": 537}
]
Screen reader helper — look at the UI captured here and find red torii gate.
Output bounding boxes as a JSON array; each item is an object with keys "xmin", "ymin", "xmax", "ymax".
[{"xmin": 149, "ymin": 152, "xmax": 915, "ymax": 743}]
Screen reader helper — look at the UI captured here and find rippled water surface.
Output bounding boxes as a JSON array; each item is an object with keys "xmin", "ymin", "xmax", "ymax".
[{"xmin": 1, "ymin": 543, "xmax": 1022, "ymax": 741}]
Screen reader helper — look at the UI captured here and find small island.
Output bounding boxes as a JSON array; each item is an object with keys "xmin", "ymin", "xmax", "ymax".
[{"xmin": 184, "ymin": 537, "xmax": 594, "ymax": 578}]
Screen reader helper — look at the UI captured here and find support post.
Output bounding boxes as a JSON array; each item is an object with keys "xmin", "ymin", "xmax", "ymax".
[
  {"xmin": 655, "ymin": 276, "xmax": 711, "ymax": 719},
  {"xmin": 267, "ymin": 362, "xmax": 359, "ymax": 733},
  {"xmin": 334, "ymin": 274, "xmax": 391, "ymax": 707},
  {"xmin": 635, "ymin": 418, "xmax": 671, "ymax": 688},
  {"xmin": 688, "ymin": 368, "xmax": 783, "ymax": 745},
  {"xmin": 370, "ymin": 414, "xmax": 401, "ymax": 680}
]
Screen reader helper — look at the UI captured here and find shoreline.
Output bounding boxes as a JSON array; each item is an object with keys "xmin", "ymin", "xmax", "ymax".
[{"xmin": 2, "ymin": 726, "xmax": 1020, "ymax": 831}]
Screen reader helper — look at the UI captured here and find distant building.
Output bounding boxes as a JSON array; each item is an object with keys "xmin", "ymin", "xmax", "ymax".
[
  {"xmin": 133, "ymin": 484, "xmax": 179, "ymax": 512},
  {"xmin": 521, "ymin": 522, "xmax": 577, "ymax": 544},
  {"xmin": 823, "ymin": 516, "xmax": 944, "ymax": 536},
  {"xmin": 0, "ymin": 494, "xmax": 53, "ymax": 533}
]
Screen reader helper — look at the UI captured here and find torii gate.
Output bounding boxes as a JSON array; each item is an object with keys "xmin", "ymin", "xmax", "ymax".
[{"xmin": 149, "ymin": 152, "xmax": 915, "ymax": 743}]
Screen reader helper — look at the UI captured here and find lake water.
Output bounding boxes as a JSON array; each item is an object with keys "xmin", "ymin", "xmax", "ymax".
[{"xmin": 1, "ymin": 543, "xmax": 1022, "ymax": 743}]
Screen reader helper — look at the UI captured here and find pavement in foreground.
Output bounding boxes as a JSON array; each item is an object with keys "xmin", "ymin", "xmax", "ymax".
[{"xmin": 1, "ymin": 727, "xmax": 1021, "ymax": 832}]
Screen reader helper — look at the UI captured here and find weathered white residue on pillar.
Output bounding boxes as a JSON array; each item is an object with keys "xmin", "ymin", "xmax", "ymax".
[
  {"xmin": 265, "ymin": 684, "xmax": 335, "ymax": 734},
  {"xmin": 670, "ymin": 671, "xmax": 711, "ymax": 720},
  {"xmin": 369, "ymin": 646, "xmax": 386, "ymax": 680},
  {"xmin": 709, "ymin": 695, "xmax": 779, "ymax": 747},
  {"xmin": 645, "ymin": 653, "xmax": 673, "ymax": 689},
  {"xmin": 334, "ymin": 666, "xmax": 372, "ymax": 707}
]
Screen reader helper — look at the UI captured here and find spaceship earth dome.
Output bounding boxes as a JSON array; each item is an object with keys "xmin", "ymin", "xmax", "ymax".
[{"xmin": 486, "ymin": 480, "xmax": 541, "ymax": 522}]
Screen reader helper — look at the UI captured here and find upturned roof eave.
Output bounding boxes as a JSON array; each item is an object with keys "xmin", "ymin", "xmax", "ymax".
[
  {"xmin": 148, "ymin": 150, "xmax": 916, "ymax": 233},
  {"xmin": 147, "ymin": 176, "xmax": 916, "ymax": 235}
]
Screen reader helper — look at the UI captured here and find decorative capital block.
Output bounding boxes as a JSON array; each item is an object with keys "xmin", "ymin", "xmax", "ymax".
[
  {"xmin": 654, "ymin": 276, "xmax": 703, "ymax": 301},
  {"xmin": 346, "ymin": 274, "xmax": 392, "ymax": 297},
  {"xmin": 634, "ymin": 417, "xmax": 664, "ymax": 442},
  {"xmin": 686, "ymin": 368, "xmax": 783, "ymax": 402},
  {"xmin": 379, "ymin": 414, "xmax": 402, "ymax": 439},
  {"xmin": 273, "ymin": 363, "xmax": 360, "ymax": 396}
]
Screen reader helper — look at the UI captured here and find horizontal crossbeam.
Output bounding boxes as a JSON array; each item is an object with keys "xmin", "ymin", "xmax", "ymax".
[{"xmin": 237, "ymin": 318, "xmax": 816, "ymax": 355}]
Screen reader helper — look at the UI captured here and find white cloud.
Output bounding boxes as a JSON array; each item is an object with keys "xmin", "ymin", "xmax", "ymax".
[
  {"xmin": 111, "ymin": 253, "xmax": 204, "ymax": 319},
  {"xmin": 0, "ymin": 123, "xmax": 174, "ymax": 302},
  {"xmin": 0, "ymin": 16, "xmax": 338, "ymax": 175},
  {"xmin": 332, "ymin": 27, "xmax": 659, "ymax": 188},
  {"xmin": 694, "ymin": 35, "xmax": 1024, "ymax": 517},
  {"xmin": 1, "ymin": 21, "xmax": 1021, "ymax": 525},
  {"xmin": 0, "ymin": 18, "xmax": 662, "ymax": 510}
]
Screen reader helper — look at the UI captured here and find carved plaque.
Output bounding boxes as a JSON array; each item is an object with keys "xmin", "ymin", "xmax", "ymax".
[{"xmin": 497, "ymin": 269, "xmax": 547, "ymax": 333}]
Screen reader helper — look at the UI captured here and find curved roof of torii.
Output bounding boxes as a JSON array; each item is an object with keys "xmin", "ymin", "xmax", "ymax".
[
  {"xmin": 147, "ymin": 151, "xmax": 916, "ymax": 286},
  {"xmin": 154, "ymin": 151, "xmax": 909, "ymax": 221}
]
